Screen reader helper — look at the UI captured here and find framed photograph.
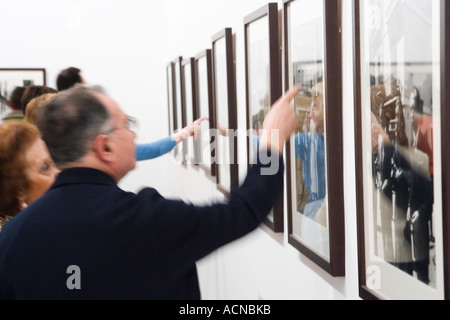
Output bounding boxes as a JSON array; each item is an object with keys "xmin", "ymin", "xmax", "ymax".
[
  {"xmin": 195, "ymin": 49, "xmax": 216, "ymax": 177},
  {"xmin": 0, "ymin": 68, "xmax": 46, "ymax": 119},
  {"xmin": 166, "ymin": 62, "xmax": 176, "ymax": 135},
  {"xmin": 172, "ymin": 56, "xmax": 185, "ymax": 164},
  {"xmin": 244, "ymin": 3, "xmax": 283, "ymax": 232},
  {"xmin": 182, "ymin": 57, "xmax": 197, "ymax": 166},
  {"xmin": 212, "ymin": 28, "xmax": 239, "ymax": 196},
  {"xmin": 284, "ymin": 0, "xmax": 345, "ymax": 276},
  {"xmin": 354, "ymin": 0, "xmax": 450, "ymax": 299}
]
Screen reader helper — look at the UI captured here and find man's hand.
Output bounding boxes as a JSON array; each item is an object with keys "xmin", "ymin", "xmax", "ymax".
[
  {"xmin": 259, "ymin": 85, "xmax": 301, "ymax": 154},
  {"xmin": 173, "ymin": 117, "xmax": 208, "ymax": 143}
]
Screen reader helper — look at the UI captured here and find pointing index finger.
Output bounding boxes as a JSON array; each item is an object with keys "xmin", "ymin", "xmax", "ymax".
[
  {"xmin": 279, "ymin": 85, "xmax": 302, "ymax": 104},
  {"xmin": 283, "ymin": 85, "xmax": 302, "ymax": 101}
]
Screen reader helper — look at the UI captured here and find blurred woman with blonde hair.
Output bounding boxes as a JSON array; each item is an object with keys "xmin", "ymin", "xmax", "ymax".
[{"xmin": 24, "ymin": 92, "xmax": 58, "ymax": 125}]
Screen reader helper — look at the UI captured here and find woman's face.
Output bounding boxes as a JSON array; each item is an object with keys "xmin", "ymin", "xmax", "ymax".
[{"xmin": 22, "ymin": 138, "xmax": 59, "ymax": 205}]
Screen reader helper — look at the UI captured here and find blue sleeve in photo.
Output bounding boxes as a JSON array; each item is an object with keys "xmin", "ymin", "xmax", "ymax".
[{"xmin": 136, "ymin": 136, "xmax": 177, "ymax": 161}]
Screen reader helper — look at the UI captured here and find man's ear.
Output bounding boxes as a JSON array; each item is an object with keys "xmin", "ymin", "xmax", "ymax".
[{"xmin": 93, "ymin": 134, "xmax": 114, "ymax": 162}]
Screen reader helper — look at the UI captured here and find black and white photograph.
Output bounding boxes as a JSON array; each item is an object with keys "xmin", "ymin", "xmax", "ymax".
[
  {"xmin": 0, "ymin": 68, "xmax": 46, "ymax": 122},
  {"xmin": 355, "ymin": 0, "xmax": 446, "ymax": 300}
]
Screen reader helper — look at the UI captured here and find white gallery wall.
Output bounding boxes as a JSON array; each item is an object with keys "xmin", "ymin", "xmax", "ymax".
[{"xmin": 0, "ymin": 0, "xmax": 359, "ymax": 299}]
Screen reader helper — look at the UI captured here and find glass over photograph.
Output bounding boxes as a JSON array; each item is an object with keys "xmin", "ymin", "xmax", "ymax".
[
  {"xmin": 182, "ymin": 58, "xmax": 196, "ymax": 165},
  {"xmin": 357, "ymin": 0, "xmax": 444, "ymax": 299},
  {"xmin": 285, "ymin": 0, "xmax": 344, "ymax": 277},
  {"xmin": 212, "ymin": 28, "xmax": 238, "ymax": 196},
  {"xmin": 195, "ymin": 50, "xmax": 215, "ymax": 176},
  {"xmin": 0, "ymin": 69, "xmax": 46, "ymax": 120},
  {"xmin": 245, "ymin": 2, "xmax": 283, "ymax": 232},
  {"xmin": 287, "ymin": 0, "xmax": 329, "ymax": 259}
]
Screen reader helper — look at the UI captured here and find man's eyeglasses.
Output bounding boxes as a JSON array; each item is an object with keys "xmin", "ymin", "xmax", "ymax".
[
  {"xmin": 102, "ymin": 115, "xmax": 139, "ymax": 135},
  {"xmin": 125, "ymin": 116, "xmax": 139, "ymax": 132}
]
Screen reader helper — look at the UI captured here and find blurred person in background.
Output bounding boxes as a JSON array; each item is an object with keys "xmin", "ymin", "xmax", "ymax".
[
  {"xmin": 20, "ymin": 85, "xmax": 57, "ymax": 115},
  {"xmin": 2, "ymin": 86, "xmax": 26, "ymax": 123}
]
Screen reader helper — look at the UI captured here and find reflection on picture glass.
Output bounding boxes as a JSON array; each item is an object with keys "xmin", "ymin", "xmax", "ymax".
[
  {"xmin": 361, "ymin": 0, "xmax": 443, "ymax": 299},
  {"xmin": 197, "ymin": 56, "xmax": 212, "ymax": 169},
  {"xmin": 288, "ymin": 0, "xmax": 330, "ymax": 260},
  {"xmin": 214, "ymin": 37, "xmax": 231, "ymax": 192}
]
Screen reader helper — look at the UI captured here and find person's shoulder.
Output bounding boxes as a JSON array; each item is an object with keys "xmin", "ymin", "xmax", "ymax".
[
  {"xmin": 134, "ymin": 187, "xmax": 193, "ymax": 210},
  {"xmin": 0, "ymin": 215, "xmax": 13, "ymax": 232},
  {"xmin": 0, "ymin": 211, "xmax": 28, "ymax": 245},
  {"xmin": 136, "ymin": 187, "xmax": 164, "ymax": 201},
  {"xmin": 131, "ymin": 187, "xmax": 192, "ymax": 216}
]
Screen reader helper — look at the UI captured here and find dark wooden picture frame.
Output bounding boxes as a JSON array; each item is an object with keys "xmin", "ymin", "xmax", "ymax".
[
  {"xmin": 244, "ymin": 2, "xmax": 283, "ymax": 232},
  {"xmin": 195, "ymin": 49, "xmax": 216, "ymax": 177},
  {"xmin": 212, "ymin": 28, "xmax": 239, "ymax": 197},
  {"xmin": 0, "ymin": 68, "xmax": 46, "ymax": 119},
  {"xmin": 354, "ymin": 0, "xmax": 450, "ymax": 299},
  {"xmin": 166, "ymin": 62, "xmax": 175, "ymax": 135},
  {"xmin": 172, "ymin": 56, "xmax": 185, "ymax": 164},
  {"xmin": 284, "ymin": 0, "xmax": 345, "ymax": 276},
  {"xmin": 182, "ymin": 57, "xmax": 197, "ymax": 166}
]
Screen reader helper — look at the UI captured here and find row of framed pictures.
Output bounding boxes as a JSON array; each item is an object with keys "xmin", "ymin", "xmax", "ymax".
[
  {"xmin": 167, "ymin": 29, "xmax": 239, "ymax": 196},
  {"xmin": 166, "ymin": 0, "xmax": 450, "ymax": 300}
]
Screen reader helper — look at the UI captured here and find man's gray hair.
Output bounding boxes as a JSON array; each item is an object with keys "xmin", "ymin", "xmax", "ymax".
[{"xmin": 37, "ymin": 86, "xmax": 114, "ymax": 168}]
